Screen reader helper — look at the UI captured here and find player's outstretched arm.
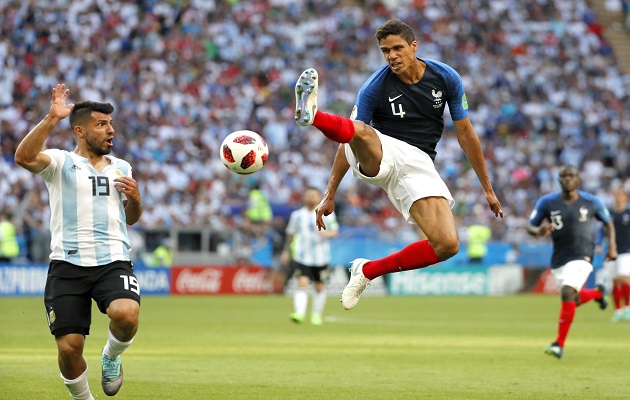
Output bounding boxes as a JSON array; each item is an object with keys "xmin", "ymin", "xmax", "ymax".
[
  {"xmin": 15, "ymin": 84, "xmax": 74, "ymax": 173},
  {"xmin": 315, "ymin": 144, "xmax": 350, "ymax": 231},
  {"xmin": 454, "ymin": 118, "xmax": 503, "ymax": 218},
  {"xmin": 603, "ymin": 219, "xmax": 618, "ymax": 261}
]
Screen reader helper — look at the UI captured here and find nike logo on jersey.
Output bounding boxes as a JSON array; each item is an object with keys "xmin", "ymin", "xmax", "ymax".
[{"xmin": 388, "ymin": 94, "xmax": 402, "ymax": 102}]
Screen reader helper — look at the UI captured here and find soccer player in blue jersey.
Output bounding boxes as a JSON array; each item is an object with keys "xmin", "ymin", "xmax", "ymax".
[
  {"xmin": 294, "ymin": 19, "xmax": 503, "ymax": 310},
  {"xmin": 597, "ymin": 188, "xmax": 630, "ymax": 321},
  {"xmin": 528, "ymin": 165, "xmax": 616, "ymax": 359},
  {"xmin": 281, "ymin": 187, "xmax": 339, "ymax": 325},
  {"xmin": 15, "ymin": 84, "xmax": 143, "ymax": 399}
]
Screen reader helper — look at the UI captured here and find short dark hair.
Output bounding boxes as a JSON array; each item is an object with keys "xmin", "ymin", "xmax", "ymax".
[
  {"xmin": 375, "ymin": 19, "xmax": 416, "ymax": 44},
  {"xmin": 558, "ymin": 165, "xmax": 579, "ymax": 176},
  {"xmin": 69, "ymin": 101, "xmax": 114, "ymax": 129}
]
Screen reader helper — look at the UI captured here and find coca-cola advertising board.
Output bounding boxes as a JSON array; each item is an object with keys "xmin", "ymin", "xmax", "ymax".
[{"xmin": 171, "ymin": 265, "xmax": 272, "ymax": 295}]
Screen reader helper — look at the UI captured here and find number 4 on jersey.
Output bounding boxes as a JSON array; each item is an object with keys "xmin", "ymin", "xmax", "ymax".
[{"xmin": 391, "ymin": 103, "xmax": 405, "ymax": 118}]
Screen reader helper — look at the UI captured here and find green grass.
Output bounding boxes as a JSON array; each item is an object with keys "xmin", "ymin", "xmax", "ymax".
[{"xmin": 1, "ymin": 294, "xmax": 630, "ymax": 399}]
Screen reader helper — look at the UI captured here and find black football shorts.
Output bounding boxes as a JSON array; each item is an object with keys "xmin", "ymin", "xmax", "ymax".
[
  {"xmin": 44, "ymin": 260, "xmax": 141, "ymax": 338},
  {"xmin": 293, "ymin": 261, "xmax": 330, "ymax": 283}
]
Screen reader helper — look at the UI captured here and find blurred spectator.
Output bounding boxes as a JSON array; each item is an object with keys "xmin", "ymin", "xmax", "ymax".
[
  {"xmin": 0, "ymin": 209, "xmax": 20, "ymax": 262},
  {"xmin": 148, "ymin": 238, "xmax": 174, "ymax": 268},
  {"xmin": 244, "ymin": 182, "xmax": 273, "ymax": 238},
  {"xmin": 465, "ymin": 205, "xmax": 493, "ymax": 264},
  {"xmin": 0, "ymin": 0, "xmax": 628, "ymax": 260}
]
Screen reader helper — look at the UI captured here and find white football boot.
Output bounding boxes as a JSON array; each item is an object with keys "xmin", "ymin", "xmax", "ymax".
[
  {"xmin": 294, "ymin": 68, "xmax": 318, "ymax": 126},
  {"xmin": 341, "ymin": 258, "xmax": 371, "ymax": 310}
]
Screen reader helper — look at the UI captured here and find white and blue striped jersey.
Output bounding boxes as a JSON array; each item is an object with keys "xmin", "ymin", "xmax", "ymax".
[
  {"xmin": 285, "ymin": 207, "xmax": 338, "ymax": 267},
  {"xmin": 39, "ymin": 149, "xmax": 132, "ymax": 266}
]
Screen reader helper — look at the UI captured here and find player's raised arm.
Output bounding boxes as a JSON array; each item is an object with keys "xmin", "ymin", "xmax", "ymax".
[
  {"xmin": 15, "ymin": 84, "xmax": 75, "ymax": 173},
  {"xmin": 315, "ymin": 144, "xmax": 350, "ymax": 231},
  {"xmin": 454, "ymin": 117, "xmax": 503, "ymax": 218}
]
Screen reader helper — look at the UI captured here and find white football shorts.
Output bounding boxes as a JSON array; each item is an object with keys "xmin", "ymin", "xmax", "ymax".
[
  {"xmin": 551, "ymin": 260, "xmax": 593, "ymax": 291},
  {"xmin": 610, "ymin": 253, "xmax": 630, "ymax": 277},
  {"xmin": 344, "ymin": 130, "xmax": 454, "ymax": 224}
]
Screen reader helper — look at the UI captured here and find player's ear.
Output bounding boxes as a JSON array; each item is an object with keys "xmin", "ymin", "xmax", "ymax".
[{"xmin": 74, "ymin": 125, "xmax": 84, "ymax": 137}]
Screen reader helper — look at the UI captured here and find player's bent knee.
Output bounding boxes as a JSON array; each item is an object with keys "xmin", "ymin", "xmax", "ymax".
[
  {"xmin": 56, "ymin": 335, "xmax": 84, "ymax": 359},
  {"xmin": 433, "ymin": 239, "xmax": 459, "ymax": 261},
  {"xmin": 107, "ymin": 299, "xmax": 139, "ymax": 325},
  {"xmin": 351, "ymin": 121, "xmax": 375, "ymax": 141},
  {"xmin": 560, "ymin": 286, "xmax": 578, "ymax": 302}
]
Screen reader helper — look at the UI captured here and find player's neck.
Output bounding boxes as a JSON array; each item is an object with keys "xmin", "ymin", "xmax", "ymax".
[
  {"xmin": 396, "ymin": 60, "xmax": 425, "ymax": 84},
  {"xmin": 73, "ymin": 148, "xmax": 111, "ymax": 171},
  {"xmin": 561, "ymin": 191, "xmax": 579, "ymax": 203}
]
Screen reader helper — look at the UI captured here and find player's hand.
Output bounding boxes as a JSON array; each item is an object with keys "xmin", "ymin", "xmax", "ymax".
[
  {"xmin": 484, "ymin": 190, "xmax": 504, "ymax": 218},
  {"xmin": 48, "ymin": 84, "xmax": 74, "ymax": 121},
  {"xmin": 315, "ymin": 196, "xmax": 335, "ymax": 231},
  {"xmin": 539, "ymin": 224, "xmax": 554, "ymax": 236},
  {"xmin": 114, "ymin": 176, "xmax": 141, "ymax": 202},
  {"xmin": 606, "ymin": 247, "xmax": 618, "ymax": 262}
]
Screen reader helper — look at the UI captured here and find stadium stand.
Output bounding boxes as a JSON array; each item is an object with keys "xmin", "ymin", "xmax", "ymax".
[{"xmin": 0, "ymin": 0, "xmax": 629, "ymax": 263}]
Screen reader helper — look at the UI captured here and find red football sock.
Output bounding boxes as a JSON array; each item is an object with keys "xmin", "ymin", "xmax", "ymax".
[
  {"xmin": 578, "ymin": 288, "xmax": 601, "ymax": 305},
  {"xmin": 622, "ymin": 282, "xmax": 630, "ymax": 307},
  {"xmin": 555, "ymin": 301, "xmax": 576, "ymax": 347},
  {"xmin": 312, "ymin": 111, "xmax": 355, "ymax": 143},
  {"xmin": 362, "ymin": 240, "xmax": 440, "ymax": 280},
  {"xmin": 613, "ymin": 285, "xmax": 622, "ymax": 310}
]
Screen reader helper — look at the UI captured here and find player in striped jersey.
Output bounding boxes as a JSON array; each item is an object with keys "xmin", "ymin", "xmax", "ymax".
[
  {"xmin": 15, "ymin": 84, "xmax": 143, "ymax": 399},
  {"xmin": 294, "ymin": 19, "xmax": 503, "ymax": 310},
  {"xmin": 281, "ymin": 187, "xmax": 339, "ymax": 325}
]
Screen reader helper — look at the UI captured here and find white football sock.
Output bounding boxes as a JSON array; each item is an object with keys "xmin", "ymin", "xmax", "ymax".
[
  {"xmin": 311, "ymin": 289, "xmax": 327, "ymax": 316},
  {"xmin": 103, "ymin": 329, "xmax": 134, "ymax": 359},
  {"xmin": 294, "ymin": 288, "xmax": 308, "ymax": 316},
  {"xmin": 61, "ymin": 366, "xmax": 94, "ymax": 400}
]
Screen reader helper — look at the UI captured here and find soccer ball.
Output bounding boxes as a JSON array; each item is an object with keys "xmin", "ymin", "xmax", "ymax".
[{"xmin": 220, "ymin": 130, "xmax": 269, "ymax": 174}]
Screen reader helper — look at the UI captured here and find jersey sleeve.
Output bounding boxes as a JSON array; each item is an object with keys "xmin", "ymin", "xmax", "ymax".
[
  {"xmin": 285, "ymin": 211, "xmax": 297, "ymax": 236},
  {"xmin": 592, "ymin": 196, "xmax": 611, "ymax": 223},
  {"xmin": 323, "ymin": 211, "xmax": 339, "ymax": 231},
  {"xmin": 529, "ymin": 196, "xmax": 549, "ymax": 226},
  {"xmin": 38, "ymin": 148, "xmax": 64, "ymax": 182},
  {"xmin": 350, "ymin": 66, "xmax": 389, "ymax": 122},
  {"xmin": 423, "ymin": 59, "xmax": 469, "ymax": 121}
]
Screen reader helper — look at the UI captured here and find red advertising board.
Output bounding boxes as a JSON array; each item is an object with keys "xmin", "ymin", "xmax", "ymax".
[{"xmin": 171, "ymin": 265, "xmax": 272, "ymax": 295}]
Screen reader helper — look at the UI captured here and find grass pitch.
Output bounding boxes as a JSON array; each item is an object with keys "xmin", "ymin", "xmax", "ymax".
[{"xmin": 1, "ymin": 294, "xmax": 629, "ymax": 399}]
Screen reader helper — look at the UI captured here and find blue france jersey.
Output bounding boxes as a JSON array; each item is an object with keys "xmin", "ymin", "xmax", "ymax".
[
  {"xmin": 529, "ymin": 191, "xmax": 610, "ymax": 268},
  {"xmin": 39, "ymin": 149, "xmax": 132, "ymax": 266},
  {"xmin": 611, "ymin": 207, "xmax": 630, "ymax": 254},
  {"xmin": 351, "ymin": 58, "xmax": 469, "ymax": 161}
]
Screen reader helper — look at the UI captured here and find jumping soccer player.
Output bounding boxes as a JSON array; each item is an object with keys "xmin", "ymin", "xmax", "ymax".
[
  {"xmin": 294, "ymin": 19, "xmax": 503, "ymax": 310},
  {"xmin": 15, "ymin": 84, "xmax": 143, "ymax": 398},
  {"xmin": 528, "ymin": 165, "xmax": 616, "ymax": 359}
]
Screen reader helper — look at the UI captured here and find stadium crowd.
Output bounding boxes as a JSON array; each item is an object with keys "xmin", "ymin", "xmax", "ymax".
[{"xmin": 1, "ymin": 0, "xmax": 629, "ymax": 260}]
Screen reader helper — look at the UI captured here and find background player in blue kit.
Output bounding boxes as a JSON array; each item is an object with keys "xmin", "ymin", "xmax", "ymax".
[
  {"xmin": 294, "ymin": 19, "xmax": 503, "ymax": 310},
  {"xmin": 597, "ymin": 188, "xmax": 630, "ymax": 322},
  {"xmin": 528, "ymin": 165, "xmax": 616, "ymax": 359},
  {"xmin": 15, "ymin": 84, "xmax": 143, "ymax": 399}
]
